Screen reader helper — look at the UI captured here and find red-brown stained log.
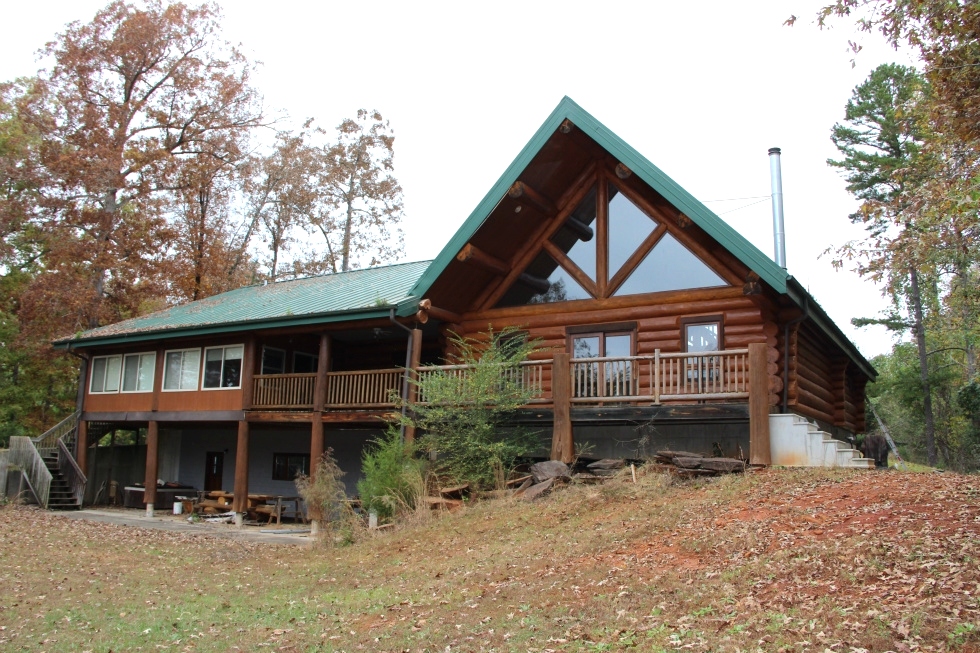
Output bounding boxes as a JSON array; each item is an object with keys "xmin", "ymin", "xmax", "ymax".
[
  {"xmin": 551, "ymin": 352, "xmax": 574, "ymax": 463},
  {"xmin": 404, "ymin": 328, "xmax": 423, "ymax": 444},
  {"xmin": 241, "ymin": 336, "xmax": 256, "ymax": 410},
  {"xmin": 748, "ymin": 343, "xmax": 771, "ymax": 465},
  {"xmin": 233, "ymin": 420, "xmax": 249, "ymax": 513},
  {"xmin": 76, "ymin": 420, "xmax": 88, "ymax": 483},
  {"xmin": 144, "ymin": 420, "xmax": 159, "ymax": 506}
]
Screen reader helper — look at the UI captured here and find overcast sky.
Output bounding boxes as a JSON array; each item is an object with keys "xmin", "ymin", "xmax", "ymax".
[{"xmin": 0, "ymin": 1, "xmax": 920, "ymax": 360}]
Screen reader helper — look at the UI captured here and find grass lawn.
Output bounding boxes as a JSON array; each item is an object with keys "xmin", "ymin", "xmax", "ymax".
[{"xmin": 1, "ymin": 467, "xmax": 979, "ymax": 652}]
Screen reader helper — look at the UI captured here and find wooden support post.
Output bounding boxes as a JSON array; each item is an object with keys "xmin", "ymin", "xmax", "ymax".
[
  {"xmin": 310, "ymin": 334, "xmax": 330, "ymax": 475},
  {"xmin": 551, "ymin": 353, "xmax": 574, "ymax": 463},
  {"xmin": 748, "ymin": 343, "xmax": 772, "ymax": 466},
  {"xmin": 143, "ymin": 421, "xmax": 159, "ymax": 516},
  {"xmin": 76, "ymin": 420, "xmax": 88, "ymax": 487},
  {"xmin": 241, "ymin": 337, "xmax": 256, "ymax": 410},
  {"xmin": 404, "ymin": 328, "xmax": 423, "ymax": 444},
  {"xmin": 233, "ymin": 420, "xmax": 249, "ymax": 517}
]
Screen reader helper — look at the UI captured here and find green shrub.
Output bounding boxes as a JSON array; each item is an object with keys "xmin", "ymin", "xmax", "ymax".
[
  {"xmin": 295, "ymin": 449, "xmax": 359, "ymax": 544},
  {"xmin": 356, "ymin": 426, "xmax": 427, "ymax": 521},
  {"xmin": 398, "ymin": 327, "xmax": 544, "ymax": 490}
]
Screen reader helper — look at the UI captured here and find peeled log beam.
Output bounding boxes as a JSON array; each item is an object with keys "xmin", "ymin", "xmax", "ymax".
[
  {"xmin": 508, "ymin": 181, "xmax": 557, "ymax": 216},
  {"xmin": 563, "ymin": 216, "xmax": 595, "ymax": 241},
  {"xmin": 517, "ymin": 273, "xmax": 551, "ymax": 295},
  {"xmin": 416, "ymin": 299, "xmax": 462, "ymax": 325},
  {"xmin": 456, "ymin": 243, "xmax": 508, "ymax": 276}
]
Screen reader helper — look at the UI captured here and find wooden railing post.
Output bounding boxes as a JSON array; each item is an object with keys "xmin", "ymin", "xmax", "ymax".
[
  {"xmin": 748, "ymin": 343, "xmax": 772, "ymax": 465},
  {"xmin": 143, "ymin": 420, "xmax": 159, "ymax": 516},
  {"xmin": 404, "ymin": 329, "xmax": 423, "ymax": 444},
  {"xmin": 551, "ymin": 353, "xmax": 574, "ymax": 463}
]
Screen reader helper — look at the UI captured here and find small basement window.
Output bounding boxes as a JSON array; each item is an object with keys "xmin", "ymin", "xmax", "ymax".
[{"xmin": 272, "ymin": 453, "xmax": 310, "ymax": 481}]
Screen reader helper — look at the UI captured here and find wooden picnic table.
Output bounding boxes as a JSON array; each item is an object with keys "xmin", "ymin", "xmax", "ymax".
[{"xmin": 192, "ymin": 491, "xmax": 305, "ymax": 524}]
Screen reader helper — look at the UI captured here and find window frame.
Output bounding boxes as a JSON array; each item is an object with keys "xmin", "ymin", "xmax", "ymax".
[
  {"xmin": 566, "ymin": 324, "xmax": 637, "ymax": 400},
  {"xmin": 120, "ymin": 351, "xmax": 157, "ymax": 394},
  {"xmin": 162, "ymin": 348, "xmax": 202, "ymax": 392},
  {"xmin": 487, "ymin": 168, "xmax": 732, "ymax": 310},
  {"xmin": 292, "ymin": 351, "xmax": 318, "ymax": 374},
  {"xmin": 272, "ymin": 452, "xmax": 311, "ymax": 481},
  {"xmin": 261, "ymin": 346, "xmax": 287, "ymax": 375},
  {"xmin": 680, "ymin": 315, "xmax": 724, "ymax": 353},
  {"xmin": 89, "ymin": 354, "xmax": 123, "ymax": 394},
  {"xmin": 201, "ymin": 344, "xmax": 244, "ymax": 391}
]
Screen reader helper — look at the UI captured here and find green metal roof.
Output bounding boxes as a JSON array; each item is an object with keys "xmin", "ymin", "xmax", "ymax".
[
  {"xmin": 409, "ymin": 96, "xmax": 874, "ymax": 379},
  {"xmin": 56, "ymin": 260, "xmax": 430, "ymax": 348}
]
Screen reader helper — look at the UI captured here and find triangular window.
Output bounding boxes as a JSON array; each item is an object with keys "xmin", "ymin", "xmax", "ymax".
[
  {"xmin": 491, "ymin": 174, "xmax": 729, "ymax": 308},
  {"xmin": 612, "ymin": 232, "xmax": 725, "ymax": 296},
  {"xmin": 608, "ymin": 188, "xmax": 657, "ymax": 278},
  {"xmin": 549, "ymin": 186, "xmax": 597, "ymax": 283},
  {"xmin": 495, "ymin": 250, "xmax": 592, "ymax": 308}
]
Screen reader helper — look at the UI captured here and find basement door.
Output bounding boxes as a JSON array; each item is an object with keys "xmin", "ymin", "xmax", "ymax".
[{"xmin": 204, "ymin": 451, "xmax": 224, "ymax": 492}]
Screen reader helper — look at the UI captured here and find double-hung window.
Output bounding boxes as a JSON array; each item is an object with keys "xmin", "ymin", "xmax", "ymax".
[
  {"xmin": 682, "ymin": 317, "xmax": 723, "ymax": 392},
  {"xmin": 163, "ymin": 349, "xmax": 201, "ymax": 391},
  {"xmin": 90, "ymin": 355, "xmax": 123, "ymax": 393},
  {"xmin": 203, "ymin": 345, "xmax": 244, "ymax": 389},
  {"xmin": 121, "ymin": 352, "xmax": 156, "ymax": 393}
]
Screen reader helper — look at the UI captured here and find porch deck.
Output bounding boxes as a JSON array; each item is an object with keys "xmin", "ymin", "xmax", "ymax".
[{"xmin": 249, "ymin": 349, "xmax": 750, "ymax": 411}]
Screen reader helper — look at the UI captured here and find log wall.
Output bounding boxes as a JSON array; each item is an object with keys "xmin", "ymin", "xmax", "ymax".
[
  {"xmin": 449, "ymin": 286, "xmax": 780, "ymax": 404},
  {"xmin": 788, "ymin": 321, "xmax": 867, "ymax": 431}
]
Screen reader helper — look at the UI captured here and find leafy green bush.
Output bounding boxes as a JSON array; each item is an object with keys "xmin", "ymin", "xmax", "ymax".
[
  {"xmin": 398, "ymin": 327, "xmax": 544, "ymax": 490},
  {"xmin": 356, "ymin": 426, "xmax": 427, "ymax": 521}
]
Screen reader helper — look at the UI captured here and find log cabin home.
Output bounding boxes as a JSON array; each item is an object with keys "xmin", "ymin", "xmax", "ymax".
[{"xmin": 23, "ymin": 97, "xmax": 874, "ymax": 513}]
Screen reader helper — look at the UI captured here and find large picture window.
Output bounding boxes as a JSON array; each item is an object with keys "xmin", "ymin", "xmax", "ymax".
[
  {"xmin": 494, "ymin": 177, "xmax": 728, "ymax": 309},
  {"xmin": 203, "ymin": 345, "xmax": 244, "ymax": 389},
  {"xmin": 163, "ymin": 349, "xmax": 201, "ymax": 391},
  {"xmin": 121, "ymin": 352, "xmax": 156, "ymax": 393},
  {"xmin": 90, "ymin": 355, "xmax": 122, "ymax": 393}
]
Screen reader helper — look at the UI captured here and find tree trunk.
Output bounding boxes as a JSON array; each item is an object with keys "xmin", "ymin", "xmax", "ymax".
[{"xmin": 909, "ymin": 266, "xmax": 937, "ymax": 466}]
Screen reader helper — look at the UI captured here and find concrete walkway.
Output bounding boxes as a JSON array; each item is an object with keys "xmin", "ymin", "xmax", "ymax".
[{"xmin": 61, "ymin": 508, "xmax": 313, "ymax": 546}]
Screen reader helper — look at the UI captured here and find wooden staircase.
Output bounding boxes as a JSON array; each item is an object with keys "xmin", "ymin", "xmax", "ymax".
[{"xmin": 40, "ymin": 451, "xmax": 81, "ymax": 510}]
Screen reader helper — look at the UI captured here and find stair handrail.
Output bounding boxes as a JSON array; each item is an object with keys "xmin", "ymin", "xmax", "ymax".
[
  {"xmin": 8, "ymin": 436, "xmax": 52, "ymax": 508},
  {"xmin": 57, "ymin": 438, "xmax": 87, "ymax": 505},
  {"xmin": 32, "ymin": 410, "xmax": 81, "ymax": 454}
]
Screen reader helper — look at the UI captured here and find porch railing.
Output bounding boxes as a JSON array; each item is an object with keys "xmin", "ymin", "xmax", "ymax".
[
  {"xmin": 246, "ymin": 349, "xmax": 749, "ymax": 411},
  {"xmin": 415, "ymin": 359, "xmax": 552, "ymax": 405},
  {"xmin": 32, "ymin": 410, "xmax": 81, "ymax": 454},
  {"xmin": 9, "ymin": 436, "xmax": 52, "ymax": 508},
  {"xmin": 253, "ymin": 373, "xmax": 317, "ymax": 409},
  {"xmin": 325, "ymin": 368, "xmax": 404, "ymax": 408},
  {"xmin": 570, "ymin": 349, "xmax": 749, "ymax": 404}
]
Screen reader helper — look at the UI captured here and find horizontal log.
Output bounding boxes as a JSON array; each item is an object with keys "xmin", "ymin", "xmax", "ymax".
[
  {"xmin": 796, "ymin": 386, "xmax": 836, "ymax": 420},
  {"xmin": 460, "ymin": 290, "xmax": 752, "ymax": 332},
  {"xmin": 797, "ymin": 374, "xmax": 836, "ymax": 406}
]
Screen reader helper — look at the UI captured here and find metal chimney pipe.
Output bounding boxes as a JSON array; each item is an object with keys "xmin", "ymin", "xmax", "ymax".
[{"xmin": 768, "ymin": 147, "xmax": 787, "ymax": 269}]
